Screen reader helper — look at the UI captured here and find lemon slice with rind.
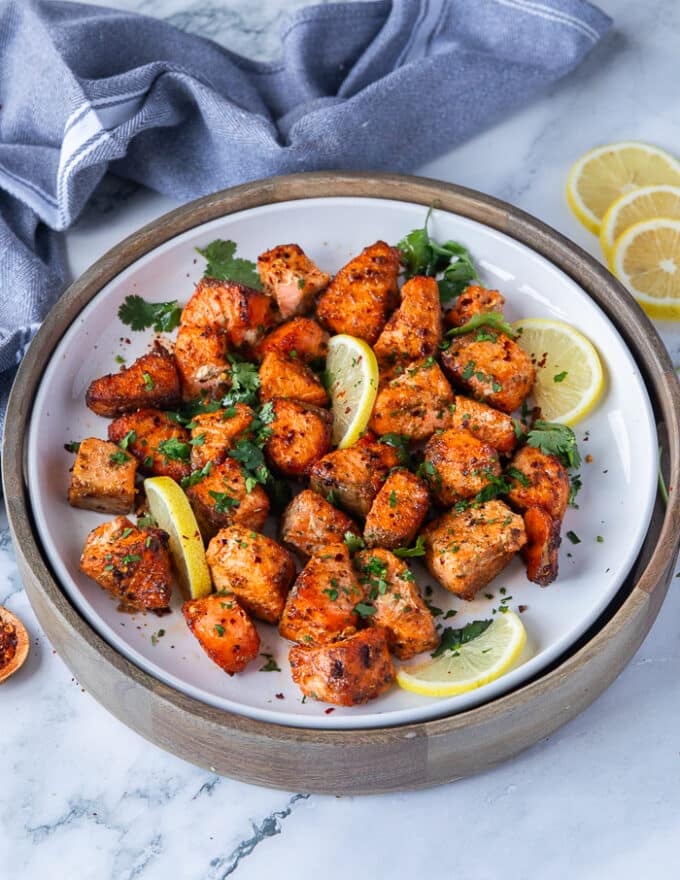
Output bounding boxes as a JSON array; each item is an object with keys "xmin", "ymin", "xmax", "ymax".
[
  {"xmin": 326, "ymin": 334, "xmax": 379, "ymax": 448},
  {"xmin": 611, "ymin": 217, "xmax": 680, "ymax": 319},
  {"xmin": 600, "ymin": 184, "xmax": 680, "ymax": 263},
  {"xmin": 566, "ymin": 142, "xmax": 680, "ymax": 235},
  {"xmin": 513, "ymin": 318, "xmax": 604, "ymax": 426},
  {"xmin": 396, "ymin": 611, "xmax": 527, "ymax": 698},
  {"xmin": 144, "ymin": 476, "xmax": 212, "ymax": 599}
]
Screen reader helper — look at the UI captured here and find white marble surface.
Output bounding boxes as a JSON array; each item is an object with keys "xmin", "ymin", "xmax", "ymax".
[{"xmin": 3, "ymin": 0, "xmax": 680, "ymax": 877}]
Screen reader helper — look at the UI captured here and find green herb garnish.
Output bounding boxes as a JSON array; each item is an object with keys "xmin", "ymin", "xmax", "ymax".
[
  {"xmin": 157, "ymin": 437, "xmax": 191, "ymax": 462},
  {"xmin": 432, "ymin": 619, "xmax": 492, "ymax": 658},
  {"xmin": 118, "ymin": 295, "xmax": 182, "ymax": 333},
  {"xmin": 446, "ymin": 311, "xmax": 516, "ymax": 340},
  {"xmin": 196, "ymin": 239, "xmax": 262, "ymax": 290},
  {"xmin": 393, "ymin": 535, "xmax": 427, "ymax": 558},
  {"xmin": 526, "ymin": 421, "xmax": 581, "ymax": 469}
]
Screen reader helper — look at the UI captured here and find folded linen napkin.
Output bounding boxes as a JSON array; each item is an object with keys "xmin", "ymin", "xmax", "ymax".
[{"xmin": 0, "ymin": 0, "xmax": 611, "ymax": 426}]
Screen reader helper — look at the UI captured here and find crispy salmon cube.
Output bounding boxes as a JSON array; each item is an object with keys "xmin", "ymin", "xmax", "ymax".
[
  {"xmin": 86, "ymin": 342, "xmax": 181, "ymax": 417},
  {"xmin": 363, "ymin": 468, "xmax": 430, "ymax": 550},
  {"xmin": 522, "ymin": 505, "xmax": 562, "ymax": 586},
  {"xmin": 423, "ymin": 500, "xmax": 526, "ymax": 599},
  {"xmin": 369, "ymin": 359, "xmax": 454, "ymax": 442},
  {"xmin": 183, "ymin": 593, "xmax": 260, "ymax": 674},
  {"xmin": 255, "ymin": 317, "xmax": 329, "ymax": 363},
  {"xmin": 80, "ymin": 516, "xmax": 172, "ymax": 611},
  {"xmin": 174, "ymin": 323, "xmax": 230, "ymax": 401},
  {"xmin": 108, "ymin": 408, "xmax": 191, "ymax": 482},
  {"xmin": 68, "ymin": 438, "xmax": 137, "ymax": 514},
  {"xmin": 289, "ymin": 627, "xmax": 395, "ymax": 706},
  {"xmin": 257, "ymin": 244, "xmax": 330, "ymax": 320},
  {"xmin": 189, "ymin": 404, "xmax": 254, "ymax": 469},
  {"xmin": 206, "ymin": 525, "xmax": 296, "ymax": 623},
  {"xmin": 185, "ymin": 457, "xmax": 269, "ymax": 538},
  {"xmin": 175, "ymin": 278, "xmax": 277, "ymax": 399},
  {"xmin": 506, "ymin": 445, "xmax": 570, "ymax": 519},
  {"xmin": 444, "ymin": 284, "xmax": 506, "ymax": 328},
  {"xmin": 309, "ymin": 441, "xmax": 399, "ymax": 518},
  {"xmin": 279, "ymin": 543, "xmax": 363, "ymax": 646},
  {"xmin": 258, "ymin": 351, "xmax": 328, "ymax": 407},
  {"xmin": 355, "ymin": 549, "xmax": 438, "ymax": 659},
  {"xmin": 280, "ymin": 489, "xmax": 361, "ymax": 558},
  {"xmin": 423, "ymin": 428, "xmax": 501, "ymax": 506},
  {"xmin": 450, "ymin": 395, "xmax": 521, "ymax": 455},
  {"xmin": 373, "ymin": 276, "xmax": 442, "ymax": 365},
  {"xmin": 441, "ymin": 333, "xmax": 535, "ymax": 413},
  {"xmin": 316, "ymin": 241, "xmax": 400, "ymax": 344},
  {"xmin": 264, "ymin": 398, "xmax": 332, "ymax": 477}
]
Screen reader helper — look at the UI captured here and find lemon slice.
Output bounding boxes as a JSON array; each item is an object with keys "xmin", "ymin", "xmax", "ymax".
[
  {"xmin": 513, "ymin": 318, "xmax": 604, "ymax": 426},
  {"xmin": 566, "ymin": 142, "xmax": 680, "ymax": 234},
  {"xmin": 326, "ymin": 334, "xmax": 379, "ymax": 448},
  {"xmin": 600, "ymin": 185, "xmax": 680, "ymax": 263},
  {"xmin": 611, "ymin": 217, "xmax": 680, "ymax": 319},
  {"xmin": 144, "ymin": 476, "xmax": 212, "ymax": 599},
  {"xmin": 396, "ymin": 611, "xmax": 527, "ymax": 697}
]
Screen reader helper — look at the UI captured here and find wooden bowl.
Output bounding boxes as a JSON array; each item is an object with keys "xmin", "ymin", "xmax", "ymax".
[{"xmin": 4, "ymin": 173, "xmax": 679, "ymax": 793}]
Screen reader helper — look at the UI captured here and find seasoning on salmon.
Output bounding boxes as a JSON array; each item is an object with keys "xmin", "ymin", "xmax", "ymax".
[
  {"xmin": 68, "ymin": 437, "xmax": 137, "ymax": 514},
  {"xmin": 308, "ymin": 440, "xmax": 399, "ymax": 518},
  {"xmin": 206, "ymin": 525, "xmax": 296, "ymax": 623},
  {"xmin": 422, "ymin": 427, "xmax": 501, "ymax": 506},
  {"xmin": 264, "ymin": 398, "xmax": 332, "ymax": 477},
  {"xmin": 289, "ymin": 627, "xmax": 395, "ymax": 706},
  {"xmin": 258, "ymin": 351, "xmax": 328, "ymax": 407},
  {"xmin": 373, "ymin": 275, "xmax": 442, "ymax": 365},
  {"xmin": 86, "ymin": 342, "xmax": 181, "ymax": 417},
  {"xmin": 185, "ymin": 457, "xmax": 269, "ymax": 538},
  {"xmin": 422, "ymin": 500, "xmax": 526, "ymax": 600},
  {"xmin": 363, "ymin": 468, "xmax": 430, "ymax": 550},
  {"xmin": 108, "ymin": 408, "xmax": 192, "ymax": 483},
  {"xmin": 280, "ymin": 489, "xmax": 361, "ymax": 559},
  {"xmin": 183, "ymin": 593, "xmax": 260, "ymax": 674},
  {"xmin": 80, "ymin": 516, "xmax": 172, "ymax": 611},
  {"xmin": 258, "ymin": 244, "xmax": 330, "ymax": 320},
  {"xmin": 316, "ymin": 241, "xmax": 400, "ymax": 344}
]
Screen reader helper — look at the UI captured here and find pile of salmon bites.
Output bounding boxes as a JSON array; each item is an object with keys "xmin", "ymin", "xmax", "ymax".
[{"xmin": 70, "ymin": 234, "xmax": 574, "ymax": 708}]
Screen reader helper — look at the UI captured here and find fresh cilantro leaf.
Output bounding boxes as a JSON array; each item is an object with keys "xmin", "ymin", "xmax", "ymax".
[
  {"xmin": 473, "ymin": 472, "xmax": 514, "ymax": 504},
  {"xmin": 166, "ymin": 398, "xmax": 222, "ymax": 425},
  {"xmin": 229, "ymin": 438, "xmax": 265, "ymax": 473},
  {"xmin": 137, "ymin": 514, "xmax": 156, "ymax": 528},
  {"xmin": 209, "ymin": 491, "xmax": 240, "ymax": 513},
  {"xmin": 142, "ymin": 371, "xmax": 155, "ymax": 390},
  {"xmin": 118, "ymin": 295, "xmax": 182, "ymax": 333},
  {"xmin": 527, "ymin": 421, "xmax": 581, "ymax": 469},
  {"xmin": 396, "ymin": 209, "xmax": 478, "ymax": 304},
  {"xmin": 157, "ymin": 437, "xmax": 191, "ymax": 462},
  {"xmin": 446, "ymin": 311, "xmax": 516, "ymax": 340},
  {"xmin": 109, "ymin": 449, "xmax": 130, "ymax": 467},
  {"xmin": 506, "ymin": 466, "xmax": 530, "ymax": 488},
  {"xmin": 196, "ymin": 239, "xmax": 262, "ymax": 290},
  {"xmin": 259, "ymin": 653, "xmax": 281, "ymax": 672},
  {"xmin": 568, "ymin": 473, "xmax": 582, "ymax": 508},
  {"xmin": 64, "ymin": 441, "xmax": 81, "ymax": 453},
  {"xmin": 553, "ymin": 371, "xmax": 568, "ymax": 383},
  {"xmin": 378, "ymin": 433, "xmax": 411, "ymax": 466},
  {"xmin": 118, "ymin": 430, "xmax": 137, "ymax": 450},
  {"xmin": 180, "ymin": 461, "xmax": 213, "ymax": 489},
  {"xmin": 393, "ymin": 535, "xmax": 427, "ymax": 558},
  {"xmin": 353, "ymin": 602, "xmax": 378, "ymax": 619},
  {"xmin": 344, "ymin": 532, "xmax": 366, "ymax": 554},
  {"xmin": 221, "ymin": 356, "xmax": 260, "ymax": 407},
  {"xmin": 121, "ymin": 553, "xmax": 142, "ymax": 566},
  {"xmin": 432, "ymin": 619, "xmax": 492, "ymax": 658}
]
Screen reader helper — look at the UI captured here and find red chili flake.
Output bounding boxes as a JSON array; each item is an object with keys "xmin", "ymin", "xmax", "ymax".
[
  {"xmin": 275, "ymin": 693, "xmax": 285, "ymax": 700},
  {"xmin": 324, "ymin": 707, "xmax": 335, "ymax": 714},
  {"xmin": 518, "ymin": 604, "xmax": 528, "ymax": 613}
]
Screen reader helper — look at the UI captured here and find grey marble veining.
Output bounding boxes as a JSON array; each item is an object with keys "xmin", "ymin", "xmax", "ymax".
[{"xmin": 4, "ymin": 0, "xmax": 680, "ymax": 877}]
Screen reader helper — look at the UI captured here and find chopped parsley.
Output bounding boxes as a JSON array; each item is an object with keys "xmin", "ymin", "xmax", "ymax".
[
  {"xmin": 196, "ymin": 239, "xmax": 262, "ymax": 290},
  {"xmin": 446, "ymin": 311, "xmax": 516, "ymax": 340},
  {"xmin": 118, "ymin": 430, "xmax": 137, "ymax": 450},
  {"xmin": 353, "ymin": 602, "xmax": 378, "ymax": 619},
  {"xmin": 64, "ymin": 441, "xmax": 81, "ymax": 453},
  {"xmin": 568, "ymin": 473, "xmax": 582, "ymax": 508},
  {"xmin": 137, "ymin": 514, "xmax": 156, "ymax": 528},
  {"xmin": 157, "ymin": 437, "xmax": 191, "ymax": 462},
  {"xmin": 378, "ymin": 433, "xmax": 411, "ymax": 466},
  {"xmin": 506, "ymin": 466, "xmax": 530, "ymax": 488},
  {"xmin": 214, "ymin": 624, "xmax": 226, "ymax": 637},
  {"xmin": 393, "ymin": 535, "xmax": 427, "ymax": 558},
  {"xmin": 433, "ymin": 619, "xmax": 492, "ymax": 658},
  {"xmin": 109, "ymin": 449, "xmax": 130, "ymax": 467},
  {"xmin": 181, "ymin": 461, "xmax": 213, "ymax": 489},
  {"xmin": 117, "ymin": 295, "xmax": 182, "ymax": 333},
  {"xmin": 259, "ymin": 653, "xmax": 281, "ymax": 672},
  {"xmin": 209, "ymin": 491, "xmax": 240, "ymax": 513},
  {"xmin": 566, "ymin": 530, "xmax": 581, "ymax": 545},
  {"xmin": 121, "ymin": 553, "xmax": 141, "ymax": 566},
  {"xmin": 343, "ymin": 532, "xmax": 366, "ymax": 554},
  {"xmin": 222, "ymin": 355, "xmax": 261, "ymax": 407},
  {"xmin": 388, "ymin": 490, "xmax": 398, "ymax": 509},
  {"xmin": 142, "ymin": 371, "xmax": 155, "ymax": 390},
  {"xmin": 150, "ymin": 628, "xmax": 166, "ymax": 646},
  {"xmin": 553, "ymin": 370, "xmax": 568, "ymax": 383}
]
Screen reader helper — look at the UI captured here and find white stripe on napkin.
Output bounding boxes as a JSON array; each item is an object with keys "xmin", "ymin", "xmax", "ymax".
[{"xmin": 493, "ymin": 0, "xmax": 600, "ymax": 42}]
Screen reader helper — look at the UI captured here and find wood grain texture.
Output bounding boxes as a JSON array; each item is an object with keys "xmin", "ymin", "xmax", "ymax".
[{"xmin": 4, "ymin": 172, "xmax": 680, "ymax": 794}]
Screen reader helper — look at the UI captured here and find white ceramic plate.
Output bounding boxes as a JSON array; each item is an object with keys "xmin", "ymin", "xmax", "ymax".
[{"xmin": 27, "ymin": 197, "xmax": 657, "ymax": 730}]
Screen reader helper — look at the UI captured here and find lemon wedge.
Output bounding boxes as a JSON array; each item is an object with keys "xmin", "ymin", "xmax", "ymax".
[
  {"xmin": 144, "ymin": 476, "xmax": 212, "ymax": 599},
  {"xmin": 611, "ymin": 217, "xmax": 680, "ymax": 319},
  {"xmin": 600, "ymin": 185, "xmax": 680, "ymax": 263},
  {"xmin": 566, "ymin": 142, "xmax": 680, "ymax": 234},
  {"xmin": 326, "ymin": 334, "xmax": 379, "ymax": 448},
  {"xmin": 513, "ymin": 318, "xmax": 604, "ymax": 426},
  {"xmin": 396, "ymin": 611, "xmax": 527, "ymax": 698}
]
